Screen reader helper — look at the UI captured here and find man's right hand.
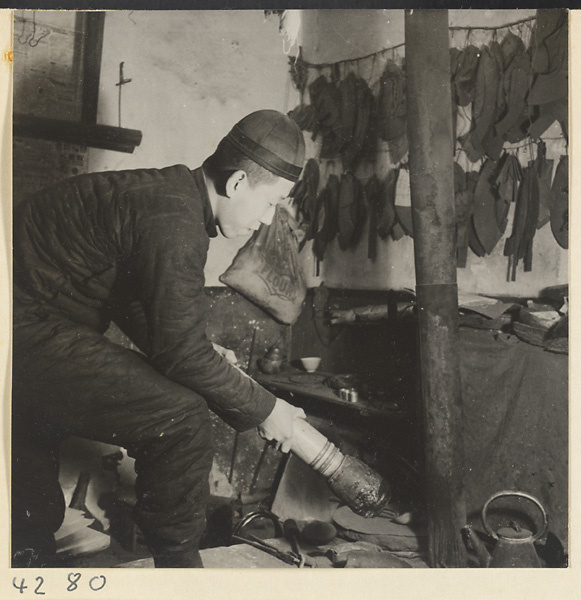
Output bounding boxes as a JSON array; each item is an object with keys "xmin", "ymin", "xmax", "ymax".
[{"xmin": 257, "ymin": 398, "xmax": 306, "ymax": 453}]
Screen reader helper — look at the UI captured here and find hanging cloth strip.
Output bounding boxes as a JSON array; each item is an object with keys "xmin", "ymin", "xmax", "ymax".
[
  {"xmin": 335, "ymin": 72, "xmax": 359, "ymax": 155},
  {"xmin": 312, "ymin": 184, "xmax": 328, "ymax": 263},
  {"xmin": 454, "ymin": 162, "xmax": 475, "ymax": 268},
  {"xmin": 337, "ymin": 171, "xmax": 357, "ymax": 250},
  {"xmin": 471, "ymin": 158, "xmax": 504, "ymax": 255},
  {"xmin": 377, "ymin": 59, "xmax": 407, "ymax": 142},
  {"xmin": 377, "ymin": 169, "xmax": 398, "ymax": 241},
  {"xmin": 351, "ymin": 175, "xmax": 369, "ymax": 248},
  {"xmin": 467, "ymin": 170, "xmax": 486, "ymax": 258},
  {"xmin": 326, "ymin": 172, "xmax": 341, "ymax": 245},
  {"xmin": 366, "ymin": 174, "xmax": 381, "ymax": 260},
  {"xmin": 534, "ymin": 141, "xmax": 554, "ymax": 229},
  {"xmin": 495, "ymin": 153, "xmax": 523, "ymax": 234},
  {"xmin": 504, "ymin": 160, "xmax": 540, "ymax": 280},
  {"xmin": 550, "ymin": 154, "xmax": 568, "ymax": 250},
  {"xmin": 341, "ymin": 77, "xmax": 374, "ymax": 171},
  {"xmin": 309, "ymin": 75, "xmax": 341, "ymax": 149}
]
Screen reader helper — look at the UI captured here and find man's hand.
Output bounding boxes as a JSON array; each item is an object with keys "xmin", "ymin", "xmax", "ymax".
[
  {"xmin": 212, "ymin": 342, "xmax": 238, "ymax": 366},
  {"xmin": 258, "ymin": 398, "xmax": 307, "ymax": 453}
]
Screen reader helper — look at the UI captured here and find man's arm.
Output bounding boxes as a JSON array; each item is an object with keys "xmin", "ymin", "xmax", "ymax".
[{"xmin": 121, "ymin": 189, "xmax": 277, "ymax": 431}]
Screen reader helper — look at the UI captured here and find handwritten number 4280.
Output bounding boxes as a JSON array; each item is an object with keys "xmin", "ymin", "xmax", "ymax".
[{"xmin": 12, "ymin": 574, "xmax": 106, "ymax": 594}]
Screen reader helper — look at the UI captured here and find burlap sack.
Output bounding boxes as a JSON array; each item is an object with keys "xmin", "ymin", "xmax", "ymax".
[{"xmin": 219, "ymin": 206, "xmax": 307, "ymax": 324}]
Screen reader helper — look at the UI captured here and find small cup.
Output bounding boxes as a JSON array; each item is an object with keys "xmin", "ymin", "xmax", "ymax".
[{"xmin": 300, "ymin": 357, "xmax": 322, "ymax": 373}]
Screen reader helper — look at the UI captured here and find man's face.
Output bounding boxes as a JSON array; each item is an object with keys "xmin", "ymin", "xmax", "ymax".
[{"xmin": 216, "ymin": 172, "xmax": 295, "ymax": 239}]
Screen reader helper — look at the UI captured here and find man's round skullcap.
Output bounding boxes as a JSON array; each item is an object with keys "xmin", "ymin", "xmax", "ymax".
[{"xmin": 225, "ymin": 110, "xmax": 305, "ymax": 182}]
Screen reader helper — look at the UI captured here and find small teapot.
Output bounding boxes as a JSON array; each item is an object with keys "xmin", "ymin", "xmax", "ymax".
[
  {"xmin": 257, "ymin": 345, "xmax": 286, "ymax": 375},
  {"xmin": 465, "ymin": 490, "xmax": 549, "ymax": 568}
]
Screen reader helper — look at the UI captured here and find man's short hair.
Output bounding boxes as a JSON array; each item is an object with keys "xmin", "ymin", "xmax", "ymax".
[{"xmin": 203, "ymin": 137, "xmax": 280, "ymax": 195}]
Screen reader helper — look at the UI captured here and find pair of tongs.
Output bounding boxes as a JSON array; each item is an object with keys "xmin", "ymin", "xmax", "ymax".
[{"xmin": 231, "ymin": 532, "xmax": 308, "ymax": 567}]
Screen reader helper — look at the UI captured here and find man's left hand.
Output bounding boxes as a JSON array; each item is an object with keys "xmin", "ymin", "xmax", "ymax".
[
  {"xmin": 212, "ymin": 342, "xmax": 238, "ymax": 366},
  {"xmin": 258, "ymin": 398, "xmax": 307, "ymax": 453}
]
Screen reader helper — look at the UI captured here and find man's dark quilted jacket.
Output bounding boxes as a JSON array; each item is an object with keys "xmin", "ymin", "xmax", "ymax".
[{"xmin": 13, "ymin": 164, "xmax": 276, "ymax": 431}]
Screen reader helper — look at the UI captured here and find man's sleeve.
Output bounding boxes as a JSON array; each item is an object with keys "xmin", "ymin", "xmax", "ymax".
[{"xmin": 123, "ymin": 193, "xmax": 276, "ymax": 431}]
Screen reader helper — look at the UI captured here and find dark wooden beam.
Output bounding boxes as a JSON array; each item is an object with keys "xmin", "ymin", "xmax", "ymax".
[
  {"xmin": 14, "ymin": 113, "xmax": 142, "ymax": 153},
  {"xmin": 78, "ymin": 11, "xmax": 105, "ymax": 125},
  {"xmin": 404, "ymin": 9, "xmax": 467, "ymax": 568}
]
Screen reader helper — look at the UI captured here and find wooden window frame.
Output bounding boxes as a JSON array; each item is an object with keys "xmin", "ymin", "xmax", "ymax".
[{"xmin": 13, "ymin": 12, "xmax": 142, "ymax": 153}]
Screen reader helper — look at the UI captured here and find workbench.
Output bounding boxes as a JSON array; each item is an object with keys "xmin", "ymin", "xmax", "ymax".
[{"xmin": 255, "ymin": 370, "xmax": 412, "ymax": 420}]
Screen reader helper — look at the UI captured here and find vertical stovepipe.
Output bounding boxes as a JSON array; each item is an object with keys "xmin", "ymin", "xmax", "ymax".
[{"xmin": 404, "ymin": 9, "xmax": 468, "ymax": 567}]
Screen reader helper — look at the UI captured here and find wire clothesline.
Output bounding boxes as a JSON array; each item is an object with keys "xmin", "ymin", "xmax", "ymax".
[
  {"xmin": 449, "ymin": 15, "xmax": 536, "ymax": 32},
  {"xmin": 295, "ymin": 42, "xmax": 405, "ymax": 69},
  {"xmin": 294, "ymin": 14, "xmax": 536, "ymax": 70}
]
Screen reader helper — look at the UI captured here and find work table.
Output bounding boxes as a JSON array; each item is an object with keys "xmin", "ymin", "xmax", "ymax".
[{"xmin": 255, "ymin": 370, "xmax": 410, "ymax": 420}]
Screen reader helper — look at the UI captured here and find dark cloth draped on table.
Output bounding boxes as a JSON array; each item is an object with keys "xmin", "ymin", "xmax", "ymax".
[{"xmin": 459, "ymin": 328, "xmax": 568, "ymax": 546}]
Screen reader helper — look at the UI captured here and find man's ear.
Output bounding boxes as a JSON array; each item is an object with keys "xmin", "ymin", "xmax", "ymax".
[{"xmin": 225, "ymin": 170, "xmax": 248, "ymax": 198}]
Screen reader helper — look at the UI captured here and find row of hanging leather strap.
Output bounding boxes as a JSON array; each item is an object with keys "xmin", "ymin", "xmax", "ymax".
[
  {"xmin": 288, "ymin": 10, "xmax": 568, "ymax": 278},
  {"xmin": 291, "ymin": 148, "xmax": 567, "ymax": 279},
  {"xmin": 291, "ymin": 160, "xmax": 409, "ymax": 265},
  {"xmin": 463, "ymin": 147, "xmax": 567, "ymax": 281}
]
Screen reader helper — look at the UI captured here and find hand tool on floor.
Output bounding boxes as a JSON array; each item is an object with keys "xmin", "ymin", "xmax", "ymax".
[
  {"xmin": 283, "ymin": 519, "xmax": 305, "ymax": 568},
  {"xmin": 231, "ymin": 534, "xmax": 312, "ymax": 567}
]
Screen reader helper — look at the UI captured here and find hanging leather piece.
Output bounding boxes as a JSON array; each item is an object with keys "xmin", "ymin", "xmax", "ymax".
[
  {"xmin": 495, "ymin": 152, "xmax": 522, "ymax": 235},
  {"xmin": 325, "ymin": 173, "xmax": 341, "ymax": 244},
  {"xmin": 342, "ymin": 78, "xmax": 374, "ymax": 171},
  {"xmin": 351, "ymin": 176, "xmax": 368, "ymax": 247},
  {"xmin": 288, "ymin": 103, "xmax": 317, "ymax": 133},
  {"xmin": 527, "ymin": 9, "xmax": 568, "ymax": 140},
  {"xmin": 528, "ymin": 9, "xmax": 568, "ymax": 106},
  {"xmin": 451, "ymin": 44, "xmax": 480, "ymax": 107},
  {"xmin": 366, "ymin": 174, "xmax": 380, "ymax": 260},
  {"xmin": 335, "ymin": 71, "xmax": 359, "ymax": 154},
  {"xmin": 309, "ymin": 75, "xmax": 341, "ymax": 155},
  {"xmin": 297, "ymin": 158, "xmax": 320, "ymax": 241},
  {"xmin": 503, "ymin": 161, "xmax": 540, "ymax": 280},
  {"xmin": 534, "ymin": 141, "xmax": 555, "ymax": 229},
  {"xmin": 337, "ymin": 172, "xmax": 357, "ymax": 250},
  {"xmin": 480, "ymin": 41, "xmax": 507, "ymax": 161},
  {"xmin": 467, "ymin": 170, "xmax": 486, "ymax": 258},
  {"xmin": 377, "ymin": 169, "xmax": 398, "ymax": 241},
  {"xmin": 460, "ymin": 44, "xmax": 502, "ymax": 163},
  {"xmin": 377, "ymin": 59, "xmax": 407, "ymax": 142},
  {"xmin": 521, "ymin": 166, "xmax": 541, "ymax": 273},
  {"xmin": 312, "ymin": 185, "xmax": 328, "ymax": 263},
  {"xmin": 550, "ymin": 154, "xmax": 568, "ymax": 249},
  {"xmin": 454, "ymin": 162, "xmax": 475, "ymax": 268},
  {"xmin": 390, "ymin": 221, "xmax": 406, "ymax": 241},
  {"xmin": 483, "ymin": 33, "xmax": 531, "ymax": 156},
  {"xmin": 471, "ymin": 158, "xmax": 504, "ymax": 255}
]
